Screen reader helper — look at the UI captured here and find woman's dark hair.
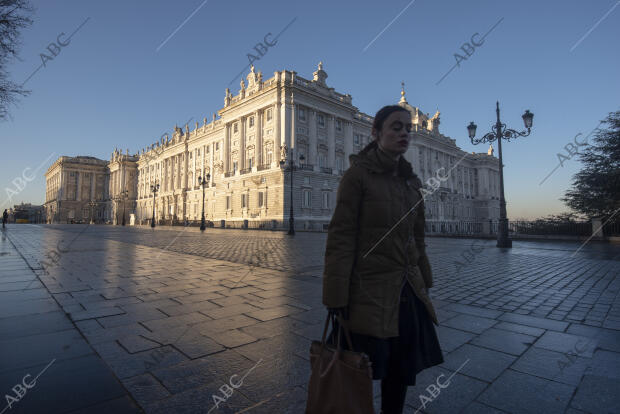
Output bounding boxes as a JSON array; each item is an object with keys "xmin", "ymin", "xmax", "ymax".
[
  {"xmin": 372, "ymin": 105, "xmax": 411, "ymax": 132},
  {"xmin": 360, "ymin": 105, "xmax": 411, "ymax": 154}
]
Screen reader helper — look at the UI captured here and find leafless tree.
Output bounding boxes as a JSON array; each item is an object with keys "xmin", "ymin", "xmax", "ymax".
[{"xmin": 0, "ymin": 0, "xmax": 34, "ymax": 121}]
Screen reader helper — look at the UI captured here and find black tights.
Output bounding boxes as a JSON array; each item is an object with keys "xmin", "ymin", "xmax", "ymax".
[{"xmin": 380, "ymin": 375, "xmax": 408, "ymax": 414}]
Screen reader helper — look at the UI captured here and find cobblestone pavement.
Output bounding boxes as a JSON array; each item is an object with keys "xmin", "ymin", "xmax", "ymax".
[{"xmin": 2, "ymin": 224, "xmax": 620, "ymax": 413}]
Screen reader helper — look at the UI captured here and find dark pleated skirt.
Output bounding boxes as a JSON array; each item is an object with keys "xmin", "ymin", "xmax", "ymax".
[{"xmin": 327, "ymin": 282, "xmax": 444, "ymax": 386}]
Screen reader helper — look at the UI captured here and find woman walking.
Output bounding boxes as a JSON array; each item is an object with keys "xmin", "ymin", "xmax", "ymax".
[{"xmin": 322, "ymin": 105, "xmax": 444, "ymax": 414}]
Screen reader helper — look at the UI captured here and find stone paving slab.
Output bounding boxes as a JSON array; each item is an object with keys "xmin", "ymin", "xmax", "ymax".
[
  {"xmin": 404, "ymin": 365, "xmax": 489, "ymax": 413},
  {"xmin": 570, "ymin": 375, "xmax": 620, "ymax": 413},
  {"xmin": 441, "ymin": 313, "xmax": 499, "ymax": 334},
  {"xmin": 0, "ymin": 229, "xmax": 142, "ymax": 413},
  {"xmin": 470, "ymin": 328, "xmax": 537, "ymax": 356},
  {"xmin": 441, "ymin": 343, "xmax": 516, "ymax": 382},
  {"xmin": 3, "ymin": 224, "xmax": 620, "ymax": 413},
  {"xmin": 533, "ymin": 331, "xmax": 597, "ymax": 357},
  {"xmin": 511, "ymin": 346, "xmax": 591, "ymax": 386},
  {"xmin": 477, "ymin": 369, "xmax": 575, "ymax": 414}
]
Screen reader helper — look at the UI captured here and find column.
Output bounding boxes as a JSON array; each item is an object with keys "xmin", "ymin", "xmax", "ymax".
[
  {"xmin": 274, "ymin": 102, "xmax": 281, "ymax": 166},
  {"xmin": 466, "ymin": 169, "xmax": 471, "ymax": 198},
  {"xmin": 113, "ymin": 171, "xmax": 117, "ymax": 198},
  {"xmin": 118, "ymin": 170, "xmax": 122, "ymax": 197},
  {"xmin": 290, "ymin": 102, "xmax": 296, "ymax": 162},
  {"xmin": 177, "ymin": 154, "xmax": 181, "ymax": 190},
  {"xmin": 168, "ymin": 158, "xmax": 172, "ymax": 191},
  {"xmin": 256, "ymin": 109, "xmax": 263, "ymax": 166},
  {"xmin": 171, "ymin": 157, "xmax": 175, "ymax": 191},
  {"xmin": 180, "ymin": 154, "xmax": 184, "ymax": 190},
  {"xmin": 76, "ymin": 172, "xmax": 82, "ymax": 201},
  {"xmin": 159, "ymin": 160, "xmax": 163, "ymax": 191},
  {"xmin": 240, "ymin": 116, "xmax": 246, "ymax": 170},
  {"xmin": 90, "ymin": 174, "xmax": 95, "ymax": 200},
  {"xmin": 156, "ymin": 163, "xmax": 160, "ymax": 191},
  {"xmin": 191, "ymin": 149, "xmax": 196, "ymax": 189},
  {"xmin": 309, "ymin": 110, "xmax": 317, "ymax": 171},
  {"xmin": 104, "ymin": 173, "xmax": 109, "ymax": 200},
  {"xmin": 123, "ymin": 166, "xmax": 127, "ymax": 195},
  {"xmin": 344, "ymin": 120, "xmax": 353, "ymax": 170},
  {"xmin": 283, "ymin": 97, "xmax": 291, "ymax": 156},
  {"xmin": 209, "ymin": 143, "xmax": 213, "ymax": 183},
  {"xmin": 224, "ymin": 123, "xmax": 230, "ymax": 172},
  {"xmin": 183, "ymin": 153, "xmax": 187, "ymax": 219},
  {"xmin": 161, "ymin": 160, "xmax": 165, "ymax": 191},
  {"xmin": 327, "ymin": 115, "xmax": 335, "ymax": 172},
  {"xmin": 167, "ymin": 158, "xmax": 171, "ymax": 191},
  {"xmin": 59, "ymin": 171, "xmax": 64, "ymax": 201},
  {"xmin": 172, "ymin": 156, "xmax": 177, "ymax": 191}
]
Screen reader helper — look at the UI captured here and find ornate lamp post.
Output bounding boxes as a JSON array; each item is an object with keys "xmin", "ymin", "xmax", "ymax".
[
  {"xmin": 88, "ymin": 200, "xmax": 97, "ymax": 224},
  {"xmin": 150, "ymin": 182, "xmax": 160, "ymax": 228},
  {"xmin": 197, "ymin": 170, "xmax": 210, "ymax": 231},
  {"xmin": 113, "ymin": 195, "xmax": 122, "ymax": 225},
  {"xmin": 467, "ymin": 101, "xmax": 534, "ymax": 248},
  {"xmin": 120, "ymin": 189, "xmax": 129, "ymax": 226},
  {"xmin": 279, "ymin": 149, "xmax": 305, "ymax": 235}
]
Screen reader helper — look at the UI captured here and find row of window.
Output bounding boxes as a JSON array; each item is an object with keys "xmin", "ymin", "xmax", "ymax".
[
  {"xmin": 426, "ymin": 203, "xmax": 475, "ymax": 219},
  {"xmin": 223, "ymin": 190, "xmax": 330, "ymax": 210},
  {"xmin": 231, "ymin": 108, "xmax": 273, "ymax": 134},
  {"xmin": 189, "ymin": 142, "xmax": 220, "ymax": 159},
  {"xmin": 298, "ymin": 108, "xmax": 345, "ymax": 131}
]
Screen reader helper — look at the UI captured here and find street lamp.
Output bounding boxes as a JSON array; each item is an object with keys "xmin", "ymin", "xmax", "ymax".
[
  {"xmin": 467, "ymin": 101, "xmax": 534, "ymax": 248},
  {"xmin": 113, "ymin": 195, "xmax": 122, "ymax": 225},
  {"xmin": 150, "ymin": 182, "xmax": 160, "ymax": 228},
  {"xmin": 279, "ymin": 149, "xmax": 305, "ymax": 235},
  {"xmin": 197, "ymin": 170, "xmax": 210, "ymax": 231},
  {"xmin": 120, "ymin": 189, "xmax": 129, "ymax": 226},
  {"xmin": 88, "ymin": 200, "xmax": 97, "ymax": 224}
]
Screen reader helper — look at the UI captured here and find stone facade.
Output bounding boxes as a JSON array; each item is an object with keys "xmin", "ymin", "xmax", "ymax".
[
  {"xmin": 396, "ymin": 88, "xmax": 501, "ymax": 224},
  {"xmin": 44, "ymin": 156, "xmax": 109, "ymax": 223},
  {"xmin": 108, "ymin": 149, "xmax": 138, "ymax": 224},
  {"xmin": 44, "ymin": 63, "xmax": 500, "ymax": 229}
]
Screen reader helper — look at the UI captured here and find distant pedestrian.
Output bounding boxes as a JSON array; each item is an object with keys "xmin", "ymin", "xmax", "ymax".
[
  {"xmin": 2, "ymin": 209, "xmax": 7, "ymax": 229},
  {"xmin": 323, "ymin": 105, "xmax": 444, "ymax": 414}
]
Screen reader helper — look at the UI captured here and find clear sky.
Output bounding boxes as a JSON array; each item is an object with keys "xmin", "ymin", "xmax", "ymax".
[{"xmin": 1, "ymin": 0, "xmax": 618, "ymax": 219}]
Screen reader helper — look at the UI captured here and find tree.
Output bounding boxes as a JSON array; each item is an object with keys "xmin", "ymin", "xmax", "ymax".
[
  {"xmin": 562, "ymin": 110, "xmax": 620, "ymax": 222},
  {"xmin": 0, "ymin": 0, "xmax": 34, "ymax": 121}
]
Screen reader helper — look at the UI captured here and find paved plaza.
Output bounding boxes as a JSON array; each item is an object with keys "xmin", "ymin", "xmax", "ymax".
[{"xmin": 1, "ymin": 224, "xmax": 619, "ymax": 413}]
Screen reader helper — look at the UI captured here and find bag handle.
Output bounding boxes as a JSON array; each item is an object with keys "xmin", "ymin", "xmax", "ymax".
[
  {"xmin": 320, "ymin": 312, "xmax": 332, "ymax": 345},
  {"xmin": 335, "ymin": 314, "xmax": 355, "ymax": 351},
  {"xmin": 317, "ymin": 313, "xmax": 337, "ymax": 377},
  {"xmin": 317, "ymin": 313, "xmax": 355, "ymax": 378},
  {"xmin": 316, "ymin": 312, "xmax": 356, "ymax": 378},
  {"xmin": 320, "ymin": 312, "xmax": 354, "ymax": 351}
]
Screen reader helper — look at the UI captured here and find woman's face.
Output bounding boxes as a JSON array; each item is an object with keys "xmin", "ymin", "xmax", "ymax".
[{"xmin": 373, "ymin": 111, "xmax": 413, "ymax": 157}]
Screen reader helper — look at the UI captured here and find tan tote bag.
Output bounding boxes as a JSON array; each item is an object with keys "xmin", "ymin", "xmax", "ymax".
[{"xmin": 305, "ymin": 313, "xmax": 374, "ymax": 414}]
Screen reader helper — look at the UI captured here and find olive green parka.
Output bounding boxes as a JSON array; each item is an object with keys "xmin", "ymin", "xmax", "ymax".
[{"xmin": 322, "ymin": 141, "xmax": 438, "ymax": 338}]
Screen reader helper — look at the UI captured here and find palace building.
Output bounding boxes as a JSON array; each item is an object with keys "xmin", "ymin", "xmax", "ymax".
[
  {"xmin": 44, "ymin": 156, "xmax": 109, "ymax": 223},
  {"xmin": 44, "ymin": 63, "xmax": 500, "ymax": 229}
]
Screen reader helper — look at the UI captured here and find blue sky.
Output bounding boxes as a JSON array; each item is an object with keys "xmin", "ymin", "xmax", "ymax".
[{"xmin": 1, "ymin": 0, "xmax": 618, "ymax": 219}]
